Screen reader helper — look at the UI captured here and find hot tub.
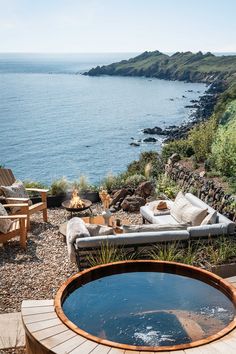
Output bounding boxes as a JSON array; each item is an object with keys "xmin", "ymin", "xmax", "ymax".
[{"xmin": 55, "ymin": 261, "xmax": 236, "ymax": 351}]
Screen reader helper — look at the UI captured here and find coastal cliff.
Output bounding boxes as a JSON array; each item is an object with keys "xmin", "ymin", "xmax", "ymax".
[{"xmin": 84, "ymin": 51, "xmax": 236, "ymax": 84}]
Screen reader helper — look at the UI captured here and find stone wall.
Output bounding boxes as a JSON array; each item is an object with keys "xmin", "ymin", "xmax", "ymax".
[{"xmin": 165, "ymin": 159, "xmax": 236, "ymax": 222}]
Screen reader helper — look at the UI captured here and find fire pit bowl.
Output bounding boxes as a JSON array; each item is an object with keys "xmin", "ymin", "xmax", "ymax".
[{"xmin": 61, "ymin": 199, "xmax": 92, "ymax": 213}]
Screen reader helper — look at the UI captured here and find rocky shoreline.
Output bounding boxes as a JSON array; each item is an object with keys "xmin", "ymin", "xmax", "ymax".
[{"xmin": 141, "ymin": 80, "xmax": 226, "ymax": 143}]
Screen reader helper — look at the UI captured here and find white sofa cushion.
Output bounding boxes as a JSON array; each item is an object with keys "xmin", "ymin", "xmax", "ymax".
[
  {"xmin": 170, "ymin": 191, "xmax": 208, "ymax": 226},
  {"xmin": 201, "ymin": 211, "xmax": 218, "ymax": 225},
  {"xmin": 170, "ymin": 191, "xmax": 191, "ymax": 223},
  {"xmin": 181, "ymin": 205, "xmax": 208, "ymax": 226},
  {"xmin": 123, "ymin": 223, "xmax": 189, "ymax": 233}
]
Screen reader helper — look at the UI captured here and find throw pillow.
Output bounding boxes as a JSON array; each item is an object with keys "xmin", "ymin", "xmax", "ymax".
[
  {"xmin": 123, "ymin": 223, "xmax": 189, "ymax": 233},
  {"xmin": 0, "ymin": 203, "xmax": 12, "ymax": 234},
  {"xmin": 201, "ymin": 211, "xmax": 218, "ymax": 225},
  {"xmin": 0, "ymin": 181, "xmax": 31, "ymax": 213},
  {"xmin": 170, "ymin": 191, "xmax": 191, "ymax": 223},
  {"xmin": 181, "ymin": 205, "xmax": 208, "ymax": 226}
]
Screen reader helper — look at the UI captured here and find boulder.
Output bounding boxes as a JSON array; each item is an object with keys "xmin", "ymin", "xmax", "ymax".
[
  {"xmin": 121, "ymin": 195, "xmax": 146, "ymax": 212},
  {"xmin": 110, "ymin": 188, "xmax": 130, "ymax": 207},
  {"xmin": 130, "ymin": 142, "xmax": 140, "ymax": 147},
  {"xmin": 143, "ymin": 137, "xmax": 157, "ymax": 143},
  {"xmin": 142, "ymin": 126, "xmax": 164, "ymax": 135},
  {"xmin": 135, "ymin": 181, "xmax": 154, "ymax": 199}
]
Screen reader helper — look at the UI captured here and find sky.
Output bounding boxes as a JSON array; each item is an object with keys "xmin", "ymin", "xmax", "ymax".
[{"xmin": 0, "ymin": 0, "xmax": 235, "ymax": 53}]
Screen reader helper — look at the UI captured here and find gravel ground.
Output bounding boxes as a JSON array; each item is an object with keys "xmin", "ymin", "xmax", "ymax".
[{"xmin": 0, "ymin": 205, "xmax": 142, "ymax": 314}]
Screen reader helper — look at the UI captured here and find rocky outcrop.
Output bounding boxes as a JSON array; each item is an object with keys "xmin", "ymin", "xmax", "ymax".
[
  {"xmin": 135, "ymin": 181, "xmax": 154, "ymax": 199},
  {"xmin": 84, "ymin": 51, "xmax": 236, "ymax": 85},
  {"xmin": 109, "ymin": 188, "xmax": 130, "ymax": 210},
  {"xmin": 109, "ymin": 181, "xmax": 154, "ymax": 212},
  {"xmin": 165, "ymin": 157, "xmax": 236, "ymax": 222},
  {"xmin": 121, "ymin": 195, "xmax": 146, "ymax": 212}
]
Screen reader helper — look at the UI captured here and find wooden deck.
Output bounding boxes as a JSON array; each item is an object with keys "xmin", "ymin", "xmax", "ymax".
[{"xmin": 22, "ymin": 276, "xmax": 236, "ymax": 354}]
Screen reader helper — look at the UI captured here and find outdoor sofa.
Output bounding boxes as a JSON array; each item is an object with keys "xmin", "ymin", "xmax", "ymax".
[{"xmin": 70, "ymin": 192, "xmax": 235, "ymax": 270}]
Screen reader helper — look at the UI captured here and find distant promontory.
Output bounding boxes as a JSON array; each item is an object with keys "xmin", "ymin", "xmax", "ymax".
[{"xmin": 84, "ymin": 50, "xmax": 236, "ymax": 84}]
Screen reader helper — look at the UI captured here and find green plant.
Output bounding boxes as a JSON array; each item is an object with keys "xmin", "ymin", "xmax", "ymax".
[
  {"xmin": 86, "ymin": 242, "xmax": 137, "ymax": 267},
  {"xmin": 100, "ymin": 172, "xmax": 125, "ymax": 192},
  {"xmin": 124, "ymin": 174, "xmax": 146, "ymax": 188},
  {"xmin": 180, "ymin": 241, "xmax": 198, "ymax": 265},
  {"xmin": 156, "ymin": 174, "xmax": 180, "ymax": 199},
  {"xmin": 148, "ymin": 242, "xmax": 183, "ymax": 262},
  {"xmin": 50, "ymin": 177, "xmax": 69, "ymax": 196},
  {"xmin": 23, "ymin": 180, "xmax": 49, "ymax": 196},
  {"xmin": 188, "ymin": 115, "xmax": 218, "ymax": 162},
  {"xmin": 210, "ymin": 108, "xmax": 236, "ymax": 177},
  {"xmin": 126, "ymin": 151, "xmax": 164, "ymax": 179},
  {"xmin": 208, "ymin": 237, "xmax": 236, "ymax": 265},
  {"xmin": 78, "ymin": 175, "xmax": 90, "ymax": 191},
  {"xmin": 162, "ymin": 140, "xmax": 194, "ymax": 162}
]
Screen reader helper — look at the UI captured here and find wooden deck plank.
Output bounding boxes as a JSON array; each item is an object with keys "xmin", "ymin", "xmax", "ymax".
[
  {"xmin": 27, "ymin": 318, "xmax": 62, "ymax": 332},
  {"xmin": 22, "ymin": 305, "xmax": 54, "ymax": 316},
  {"xmin": 210, "ymin": 340, "xmax": 236, "ymax": 353},
  {"xmin": 226, "ymin": 276, "xmax": 236, "ymax": 283},
  {"xmin": 22, "ymin": 299, "xmax": 54, "ymax": 308},
  {"xmin": 40, "ymin": 329, "xmax": 76, "ymax": 349},
  {"xmin": 109, "ymin": 348, "xmax": 125, "ymax": 354},
  {"xmin": 69, "ymin": 339, "xmax": 98, "ymax": 354},
  {"xmin": 23, "ymin": 311, "xmax": 57, "ymax": 324},
  {"xmin": 184, "ymin": 346, "xmax": 211, "ymax": 353},
  {"xmin": 33, "ymin": 324, "xmax": 68, "ymax": 341},
  {"xmin": 52, "ymin": 334, "xmax": 86, "ymax": 354},
  {"xmin": 90, "ymin": 344, "xmax": 111, "ymax": 354}
]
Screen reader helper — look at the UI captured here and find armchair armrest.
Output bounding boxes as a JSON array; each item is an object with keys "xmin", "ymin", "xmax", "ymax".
[
  {"xmin": 26, "ymin": 188, "xmax": 49, "ymax": 193},
  {"xmin": 4, "ymin": 203, "xmax": 29, "ymax": 208},
  {"xmin": 0, "ymin": 214, "xmax": 27, "ymax": 219},
  {"xmin": 6, "ymin": 197, "xmax": 30, "ymax": 202}
]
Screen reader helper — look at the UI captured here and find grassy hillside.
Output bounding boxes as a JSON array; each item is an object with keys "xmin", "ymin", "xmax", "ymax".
[{"xmin": 85, "ymin": 51, "xmax": 236, "ymax": 84}]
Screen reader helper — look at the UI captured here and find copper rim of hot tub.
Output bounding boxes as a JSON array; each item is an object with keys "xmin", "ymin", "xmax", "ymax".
[{"xmin": 54, "ymin": 260, "xmax": 236, "ymax": 352}]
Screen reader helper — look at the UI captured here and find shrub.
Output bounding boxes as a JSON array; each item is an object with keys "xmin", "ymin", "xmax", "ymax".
[
  {"xmin": 76, "ymin": 175, "xmax": 90, "ymax": 191},
  {"xmin": 100, "ymin": 172, "xmax": 125, "ymax": 192},
  {"xmin": 124, "ymin": 174, "xmax": 146, "ymax": 188},
  {"xmin": 23, "ymin": 180, "xmax": 48, "ymax": 197},
  {"xmin": 156, "ymin": 174, "xmax": 180, "ymax": 199},
  {"xmin": 126, "ymin": 151, "xmax": 164, "ymax": 179},
  {"xmin": 162, "ymin": 140, "xmax": 194, "ymax": 162},
  {"xmin": 188, "ymin": 116, "xmax": 217, "ymax": 162},
  {"xmin": 50, "ymin": 177, "xmax": 69, "ymax": 196},
  {"xmin": 210, "ymin": 112, "xmax": 236, "ymax": 177}
]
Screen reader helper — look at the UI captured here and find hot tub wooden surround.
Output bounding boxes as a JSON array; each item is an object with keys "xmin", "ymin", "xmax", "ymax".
[{"xmin": 22, "ymin": 276, "xmax": 236, "ymax": 354}]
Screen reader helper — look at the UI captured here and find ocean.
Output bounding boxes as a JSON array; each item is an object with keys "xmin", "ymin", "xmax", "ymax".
[{"xmin": 0, "ymin": 53, "xmax": 206, "ymax": 185}]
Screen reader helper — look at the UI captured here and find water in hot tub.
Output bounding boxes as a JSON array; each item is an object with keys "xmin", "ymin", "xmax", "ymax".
[{"xmin": 62, "ymin": 272, "xmax": 235, "ymax": 346}]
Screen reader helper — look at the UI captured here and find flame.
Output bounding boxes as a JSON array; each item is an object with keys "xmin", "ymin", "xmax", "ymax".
[{"xmin": 69, "ymin": 189, "xmax": 85, "ymax": 208}]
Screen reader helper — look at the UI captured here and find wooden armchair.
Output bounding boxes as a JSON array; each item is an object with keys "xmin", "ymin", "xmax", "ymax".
[
  {"xmin": 0, "ymin": 168, "xmax": 49, "ymax": 230},
  {"xmin": 0, "ymin": 204, "xmax": 28, "ymax": 249}
]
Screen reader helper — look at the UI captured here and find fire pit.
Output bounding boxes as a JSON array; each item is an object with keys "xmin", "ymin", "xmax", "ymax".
[{"xmin": 62, "ymin": 188, "xmax": 92, "ymax": 218}]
